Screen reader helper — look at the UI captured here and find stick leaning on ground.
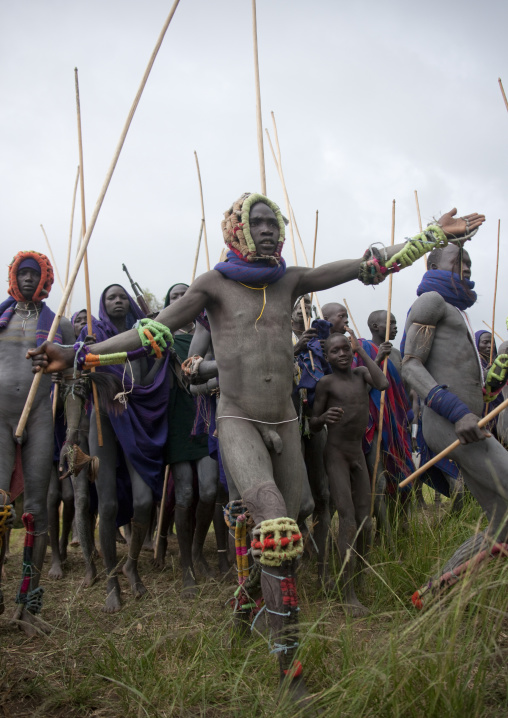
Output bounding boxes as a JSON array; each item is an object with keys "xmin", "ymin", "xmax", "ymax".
[
  {"xmin": 15, "ymin": 0, "xmax": 182, "ymax": 439},
  {"xmin": 399, "ymin": 396, "xmax": 508, "ymax": 488}
]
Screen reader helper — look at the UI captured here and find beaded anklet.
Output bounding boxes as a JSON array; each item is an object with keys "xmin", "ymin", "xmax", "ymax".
[{"xmin": 15, "ymin": 513, "xmax": 44, "ymax": 615}]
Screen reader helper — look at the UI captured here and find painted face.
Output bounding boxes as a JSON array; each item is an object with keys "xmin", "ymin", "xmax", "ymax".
[
  {"xmin": 73, "ymin": 310, "xmax": 88, "ymax": 338},
  {"xmin": 434, "ymin": 245, "xmax": 472, "ymax": 280},
  {"xmin": 478, "ymin": 332, "xmax": 492, "ymax": 359},
  {"xmin": 326, "ymin": 334, "xmax": 352, "ymax": 370},
  {"xmin": 292, "ymin": 296, "xmax": 312, "ymax": 327},
  {"xmin": 169, "ymin": 284, "xmax": 188, "ymax": 303},
  {"xmin": 17, "ymin": 267, "xmax": 41, "ymax": 302},
  {"xmin": 322, "ymin": 305, "xmax": 349, "ymax": 334},
  {"xmin": 249, "ymin": 202, "xmax": 280, "ymax": 256},
  {"xmin": 376, "ymin": 313, "xmax": 397, "ymax": 341},
  {"xmin": 104, "ymin": 285, "xmax": 130, "ymax": 320}
]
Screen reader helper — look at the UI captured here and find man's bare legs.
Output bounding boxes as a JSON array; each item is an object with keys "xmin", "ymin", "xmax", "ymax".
[
  {"xmin": 304, "ymin": 430, "xmax": 330, "ymax": 583},
  {"xmin": 192, "ymin": 455, "xmax": 220, "ymax": 578},
  {"xmin": 325, "ymin": 451, "xmax": 371, "ymax": 617},
  {"xmin": 213, "ymin": 482, "xmax": 230, "ymax": 575},
  {"xmin": 219, "ymin": 417, "xmax": 308, "ymax": 693},
  {"xmin": 47, "ymin": 468, "xmax": 75, "ymax": 580},
  {"xmin": 366, "ymin": 431, "xmax": 393, "ymax": 548}
]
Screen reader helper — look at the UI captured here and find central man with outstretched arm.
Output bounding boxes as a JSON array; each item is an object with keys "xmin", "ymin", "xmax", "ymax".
[{"xmin": 28, "ymin": 192, "xmax": 484, "ymax": 703}]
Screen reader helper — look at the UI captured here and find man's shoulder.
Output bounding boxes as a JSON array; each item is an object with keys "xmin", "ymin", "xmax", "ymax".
[{"xmin": 408, "ymin": 292, "xmax": 447, "ymax": 325}]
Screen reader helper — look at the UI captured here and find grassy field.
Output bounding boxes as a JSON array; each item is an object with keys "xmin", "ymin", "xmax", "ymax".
[{"xmin": 1, "ymin": 493, "xmax": 507, "ymax": 718}]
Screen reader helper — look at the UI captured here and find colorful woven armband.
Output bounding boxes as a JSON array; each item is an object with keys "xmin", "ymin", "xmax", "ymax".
[
  {"xmin": 484, "ymin": 354, "xmax": 508, "ymax": 402},
  {"xmin": 135, "ymin": 318, "xmax": 173, "ymax": 358},
  {"xmin": 425, "ymin": 384, "xmax": 471, "ymax": 424},
  {"xmin": 386, "ymin": 225, "xmax": 448, "ymax": 272}
]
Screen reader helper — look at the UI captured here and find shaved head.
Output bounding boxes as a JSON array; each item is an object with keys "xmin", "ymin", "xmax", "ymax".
[{"xmin": 322, "ymin": 302, "xmax": 349, "ymax": 335}]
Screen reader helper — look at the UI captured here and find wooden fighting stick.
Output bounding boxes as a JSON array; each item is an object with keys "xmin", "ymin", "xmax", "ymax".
[
  {"xmin": 265, "ymin": 117, "xmax": 316, "ymax": 357},
  {"xmin": 64, "ymin": 166, "xmax": 80, "ymax": 317},
  {"xmin": 191, "ymin": 219, "xmax": 205, "ymax": 283},
  {"xmin": 194, "ymin": 152, "xmax": 210, "ymax": 271},
  {"xmin": 251, "ymin": 0, "xmax": 266, "ymax": 195},
  {"xmin": 370, "ymin": 200, "xmax": 396, "ymax": 518},
  {"xmin": 499, "ymin": 78, "xmax": 508, "ymax": 114},
  {"xmin": 414, "ymin": 189, "xmax": 426, "ymax": 269},
  {"xmin": 75, "ymin": 68, "xmax": 103, "ymax": 447},
  {"xmin": 399, "ymin": 396, "xmax": 508, "ymax": 488},
  {"xmin": 15, "ymin": 0, "xmax": 182, "ymax": 439},
  {"xmin": 154, "ymin": 464, "xmax": 170, "ymax": 561},
  {"xmin": 489, "ymin": 220, "xmax": 501, "ymax": 366}
]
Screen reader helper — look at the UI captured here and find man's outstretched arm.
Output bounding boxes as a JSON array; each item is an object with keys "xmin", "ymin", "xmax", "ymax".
[
  {"xmin": 294, "ymin": 209, "xmax": 485, "ymax": 296},
  {"xmin": 27, "ymin": 274, "xmax": 211, "ymax": 374}
]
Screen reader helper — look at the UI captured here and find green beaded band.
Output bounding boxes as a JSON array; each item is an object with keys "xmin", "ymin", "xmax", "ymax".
[
  {"xmin": 386, "ymin": 225, "xmax": 448, "ymax": 270},
  {"xmin": 135, "ymin": 318, "xmax": 174, "ymax": 355}
]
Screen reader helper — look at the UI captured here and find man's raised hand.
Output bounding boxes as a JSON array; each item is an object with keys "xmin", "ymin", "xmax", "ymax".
[
  {"xmin": 27, "ymin": 342, "xmax": 76, "ymax": 374},
  {"xmin": 437, "ymin": 208, "xmax": 486, "ymax": 239}
]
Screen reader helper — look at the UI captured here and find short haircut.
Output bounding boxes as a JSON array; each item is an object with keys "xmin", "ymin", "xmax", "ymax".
[
  {"xmin": 427, "ymin": 246, "xmax": 444, "ymax": 268},
  {"xmin": 367, "ymin": 309, "xmax": 386, "ymax": 331},
  {"xmin": 324, "ymin": 332, "xmax": 349, "ymax": 353}
]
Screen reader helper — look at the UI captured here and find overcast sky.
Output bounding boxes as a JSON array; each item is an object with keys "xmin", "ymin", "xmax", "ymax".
[{"xmin": 1, "ymin": 0, "xmax": 507, "ymax": 344}]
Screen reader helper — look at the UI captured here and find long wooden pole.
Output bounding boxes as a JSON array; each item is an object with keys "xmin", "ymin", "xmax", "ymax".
[
  {"xmin": 191, "ymin": 219, "xmax": 205, "ymax": 283},
  {"xmin": 251, "ymin": 0, "xmax": 266, "ymax": 195},
  {"xmin": 64, "ymin": 166, "xmax": 80, "ymax": 316},
  {"xmin": 194, "ymin": 151, "xmax": 210, "ymax": 271},
  {"xmin": 15, "ymin": 0, "xmax": 181, "ymax": 439},
  {"xmin": 489, "ymin": 220, "xmax": 501, "ymax": 365},
  {"xmin": 499, "ymin": 78, "xmax": 508, "ymax": 114},
  {"xmin": 309, "ymin": 210, "xmax": 321, "ymax": 315},
  {"xmin": 154, "ymin": 464, "xmax": 170, "ymax": 560},
  {"xmin": 370, "ymin": 200, "xmax": 396, "ymax": 517},
  {"xmin": 414, "ymin": 189, "xmax": 427, "ymax": 270},
  {"xmin": 482, "ymin": 320, "xmax": 505, "ymax": 344},
  {"xmin": 268, "ymin": 113, "xmax": 314, "ymax": 367},
  {"xmin": 399, "ymin": 396, "xmax": 508, "ymax": 488},
  {"xmin": 75, "ymin": 67, "xmax": 104, "ymax": 447},
  {"xmin": 289, "ymin": 206, "xmax": 323, "ymax": 318},
  {"xmin": 40, "ymin": 224, "xmax": 65, "ymax": 292},
  {"xmin": 342, "ymin": 298, "xmax": 360, "ymax": 337}
]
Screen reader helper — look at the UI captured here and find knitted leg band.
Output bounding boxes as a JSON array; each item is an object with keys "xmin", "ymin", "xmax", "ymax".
[
  {"xmin": 15, "ymin": 513, "xmax": 44, "ymax": 614},
  {"xmin": 251, "ymin": 517, "xmax": 303, "ymax": 566}
]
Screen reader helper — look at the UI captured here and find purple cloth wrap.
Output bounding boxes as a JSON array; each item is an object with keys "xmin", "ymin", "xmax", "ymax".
[
  {"xmin": 214, "ymin": 250, "xmax": 286, "ymax": 285},
  {"xmin": 0, "ymin": 297, "xmax": 63, "ymax": 346},
  {"xmin": 425, "ymin": 385, "xmax": 471, "ymax": 424},
  {"xmin": 81, "ymin": 286, "xmax": 170, "ymax": 508}
]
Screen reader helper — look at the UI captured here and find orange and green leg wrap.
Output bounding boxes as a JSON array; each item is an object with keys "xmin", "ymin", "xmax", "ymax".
[{"xmin": 15, "ymin": 513, "xmax": 44, "ymax": 615}]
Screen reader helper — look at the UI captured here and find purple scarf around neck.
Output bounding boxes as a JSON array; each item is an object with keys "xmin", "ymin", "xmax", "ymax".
[
  {"xmin": 0, "ymin": 296, "xmax": 63, "ymax": 345},
  {"xmin": 214, "ymin": 250, "xmax": 286, "ymax": 286}
]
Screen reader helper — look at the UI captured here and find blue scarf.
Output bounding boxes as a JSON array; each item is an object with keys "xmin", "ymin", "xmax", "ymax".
[
  {"xmin": 400, "ymin": 270, "xmax": 477, "ymax": 356},
  {"xmin": 214, "ymin": 250, "xmax": 286, "ymax": 286},
  {"xmin": 416, "ymin": 269, "xmax": 477, "ymax": 310},
  {"xmin": 295, "ymin": 319, "xmax": 332, "ymax": 407}
]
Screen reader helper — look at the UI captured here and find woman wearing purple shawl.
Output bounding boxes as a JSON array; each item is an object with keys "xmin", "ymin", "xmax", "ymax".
[
  {"xmin": 475, "ymin": 330, "xmax": 503, "ymax": 438},
  {"xmin": 83, "ymin": 284, "xmax": 170, "ymax": 613}
]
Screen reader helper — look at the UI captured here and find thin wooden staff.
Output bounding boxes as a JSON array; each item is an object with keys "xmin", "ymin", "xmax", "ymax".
[
  {"xmin": 64, "ymin": 166, "xmax": 80, "ymax": 316},
  {"xmin": 342, "ymin": 298, "xmax": 360, "ymax": 337},
  {"xmin": 482, "ymin": 320, "xmax": 505, "ymax": 344},
  {"xmin": 194, "ymin": 151, "xmax": 210, "ymax": 271},
  {"xmin": 154, "ymin": 464, "xmax": 170, "ymax": 560},
  {"xmin": 289, "ymin": 206, "xmax": 323, "ymax": 318},
  {"xmin": 490, "ymin": 220, "xmax": 501, "ymax": 365},
  {"xmin": 414, "ymin": 189, "xmax": 426, "ymax": 270},
  {"xmin": 251, "ymin": 0, "xmax": 266, "ymax": 195},
  {"xmin": 52, "ymin": 384, "xmax": 59, "ymax": 423},
  {"xmin": 309, "ymin": 210, "xmax": 320, "ymax": 314},
  {"xmin": 75, "ymin": 67, "xmax": 103, "ymax": 447},
  {"xmin": 67, "ymin": 219, "xmax": 83, "ymax": 318},
  {"xmin": 499, "ymin": 78, "xmax": 508, "ymax": 114},
  {"xmin": 40, "ymin": 224, "xmax": 65, "ymax": 292},
  {"xmin": 191, "ymin": 219, "xmax": 205, "ymax": 283},
  {"xmin": 267, "ymin": 113, "xmax": 314, "ymax": 366},
  {"xmin": 399, "ymin": 396, "xmax": 508, "ymax": 488},
  {"xmin": 15, "ymin": 0, "xmax": 181, "ymax": 439},
  {"xmin": 370, "ymin": 199, "xmax": 396, "ymax": 518}
]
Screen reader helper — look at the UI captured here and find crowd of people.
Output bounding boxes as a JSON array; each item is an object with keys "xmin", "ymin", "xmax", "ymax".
[{"xmin": 1, "ymin": 192, "xmax": 507, "ymax": 703}]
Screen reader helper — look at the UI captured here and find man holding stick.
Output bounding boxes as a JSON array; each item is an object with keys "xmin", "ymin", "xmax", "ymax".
[
  {"xmin": 0, "ymin": 252, "xmax": 75, "ymax": 634},
  {"xmin": 401, "ymin": 243, "xmax": 508, "ymax": 607},
  {"xmin": 27, "ymin": 195, "xmax": 483, "ymax": 697}
]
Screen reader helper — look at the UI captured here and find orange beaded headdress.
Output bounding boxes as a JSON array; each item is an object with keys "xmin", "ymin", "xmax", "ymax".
[{"xmin": 8, "ymin": 251, "xmax": 54, "ymax": 302}]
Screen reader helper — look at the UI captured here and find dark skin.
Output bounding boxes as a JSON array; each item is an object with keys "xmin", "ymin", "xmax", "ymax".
[
  {"xmin": 292, "ymin": 296, "xmax": 316, "ymax": 355},
  {"xmin": 321, "ymin": 302, "xmax": 349, "ymax": 335},
  {"xmin": 310, "ymin": 332, "xmax": 388, "ymax": 616},
  {"xmin": 16, "ymin": 268, "xmax": 40, "ymax": 302},
  {"xmin": 73, "ymin": 310, "xmax": 88, "ymax": 339},
  {"xmin": 369, "ymin": 311, "xmax": 398, "ymax": 369},
  {"xmin": 27, "ymin": 204, "xmax": 485, "ymax": 697},
  {"xmin": 477, "ymin": 332, "xmax": 494, "ymax": 363},
  {"xmin": 104, "ymin": 286, "xmax": 131, "ymax": 333}
]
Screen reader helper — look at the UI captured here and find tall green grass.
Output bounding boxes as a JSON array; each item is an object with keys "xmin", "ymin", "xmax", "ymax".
[{"xmin": 1, "ymin": 492, "xmax": 506, "ymax": 717}]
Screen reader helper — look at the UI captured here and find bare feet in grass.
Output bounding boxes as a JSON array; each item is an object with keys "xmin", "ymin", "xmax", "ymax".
[
  {"xmin": 102, "ymin": 580, "xmax": 122, "ymax": 614},
  {"xmin": 122, "ymin": 559, "xmax": 148, "ymax": 599},
  {"xmin": 11, "ymin": 605, "xmax": 52, "ymax": 636}
]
